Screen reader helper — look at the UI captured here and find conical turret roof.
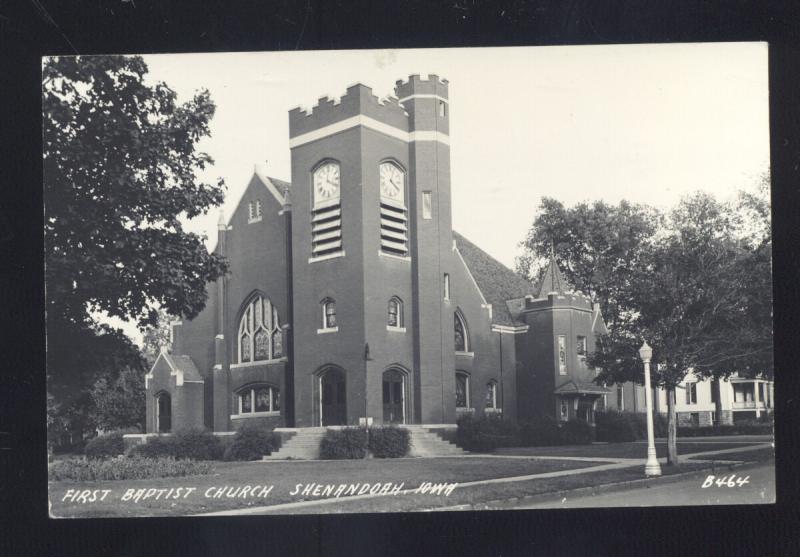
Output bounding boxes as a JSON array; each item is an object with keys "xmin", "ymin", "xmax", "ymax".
[{"xmin": 537, "ymin": 244, "xmax": 570, "ymax": 298}]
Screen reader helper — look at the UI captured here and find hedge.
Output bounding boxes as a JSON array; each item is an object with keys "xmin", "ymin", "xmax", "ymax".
[
  {"xmin": 595, "ymin": 411, "xmax": 669, "ymax": 443},
  {"xmin": 128, "ymin": 428, "xmax": 223, "ymax": 460},
  {"xmin": 320, "ymin": 428, "xmax": 368, "ymax": 459},
  {"xmin": 84, "ymin": 431, "xmax": 126, "ymax": 459},
  {"xmin": 224, "ymin": 423, "xmax": 282, "ymax": 461},
  {"xmin": 49, "ymin": 456, "xmax": 214, "ymax": 481},
  {"xmin": 456, "ymin": 414, "xmax": 597, "ymax": 451},
  {"xmin": 368, "ymin": 426, "xmax": 410, "ymax": 458}
]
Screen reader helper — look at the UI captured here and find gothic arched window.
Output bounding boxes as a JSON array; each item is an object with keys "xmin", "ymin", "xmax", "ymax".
[
  {"xmin": 388, "ymin": 297, "xmax": 403, "ymax": 328},
  {"xmin": 454, "ymin": 310, "xmax": 469, "ymax": 352},
  {"xmin": 236, "ymin": 384, "xmax": 280, "ymax": 415},
  {"xmin": 238, "ymin": 296, "xmax": 282, "ymax": 363}
]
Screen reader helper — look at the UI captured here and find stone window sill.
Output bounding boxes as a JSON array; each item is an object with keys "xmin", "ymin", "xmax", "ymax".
[
  {"xmin": 386, "ymin": 326, "xmax": 406, "ymax": 332},
  {"xmin": 230, "ymin": 359, "xmax": 284, "ymax": 369},
  {"xmin": 317, "ymin": 327, "xmax": 339, "ymax": 334},
  {"xmin": 231, "ymin": 411, "xmax": 280, "ymax": 420}
]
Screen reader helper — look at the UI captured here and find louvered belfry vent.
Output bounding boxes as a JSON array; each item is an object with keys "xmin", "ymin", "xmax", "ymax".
[
  {"xmin": 312, "ymin": 203, "xmax": 342, "ymax": 257},
  {"xmin": 380, "ymin": 202, "xmax": 408, "ymax": 255}
]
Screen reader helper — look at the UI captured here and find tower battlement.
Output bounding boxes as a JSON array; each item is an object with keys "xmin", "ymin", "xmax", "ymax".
[
  {"xmin": 289, "ymin": 83, "xmax": 410, "ymax": 138},
  {"xmin": 524, "ymin": 292, "xmax": 593, "ymax": 312},
  {"xmin": 395, "ymin": 74, "xmax": 449, "ymax": 100}
]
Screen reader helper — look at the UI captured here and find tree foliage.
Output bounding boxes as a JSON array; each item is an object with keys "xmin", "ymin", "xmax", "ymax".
[
  {"xmin": 44, "ymin": 55, "xmax": 228, "ymax": 435},
  {"xmin": 90, "ymin": 366, "xmax": 147, "ymax": 432}
]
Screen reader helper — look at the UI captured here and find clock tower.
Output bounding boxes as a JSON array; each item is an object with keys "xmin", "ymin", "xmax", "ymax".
[{"xmin": 288, "ymin": 75, "xmax": 455, "ymax": 427}]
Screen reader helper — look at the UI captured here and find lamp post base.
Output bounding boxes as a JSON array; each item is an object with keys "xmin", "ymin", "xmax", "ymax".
[{"xmin": 645, "ymin": 452, "xmax": 662, "ymax": 476}]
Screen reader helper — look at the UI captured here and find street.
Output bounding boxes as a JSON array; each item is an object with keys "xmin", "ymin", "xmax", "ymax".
[{"xmin": 506, "ymin": 460, "xmax": 775, "ymax": 509}]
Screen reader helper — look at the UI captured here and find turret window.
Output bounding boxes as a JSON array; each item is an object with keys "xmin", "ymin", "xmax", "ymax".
[
  {"xmin": 237, "ymin": 296, "xmax": 282, "ymax": 363},
  {"xmin": 320, "ymin": 298, "xmax": 337, "ymax": 331},
  {"xmin": 558, "ymin": 335, "xmax": 567, "ymax": 375}
]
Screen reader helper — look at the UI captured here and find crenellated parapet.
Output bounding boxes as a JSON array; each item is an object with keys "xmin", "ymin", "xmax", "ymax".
[
  {"xmin": 394, "ymin": 74, "xmax": 449, "ymax": 101},
  {"xmin": 289, "ymin": 83, "xmax": 410, "ymax": 138},
  {"xmin": 524, "ymin": 292, "xmax": 594, "ymax": 313}
]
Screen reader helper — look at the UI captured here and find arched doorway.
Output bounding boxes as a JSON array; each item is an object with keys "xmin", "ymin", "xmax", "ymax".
[
  {"xmin": 319, "ymin": 368, "xmax": 347, "ymax": 426},
  {"xmin": 156, "ymin": 392, "xmax": 171, "ymax": 433},
  {"xmin": 382, "ymin": 369, "xmax": 406, "ymax": 424}
]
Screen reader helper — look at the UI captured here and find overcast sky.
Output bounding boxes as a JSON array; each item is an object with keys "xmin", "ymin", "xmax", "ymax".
[
  {"xmin": 141, "ymin": 42, "xmax": 768, "ymax": 268},
  {"xmin": 107, "ymin": 44, "xmax": 768, "ymax": 343}
]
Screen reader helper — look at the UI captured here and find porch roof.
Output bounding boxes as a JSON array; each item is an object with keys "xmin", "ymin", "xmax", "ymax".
[{"xmin": 554, "ymin": 380, "xmax": 611, "ymax": 396}]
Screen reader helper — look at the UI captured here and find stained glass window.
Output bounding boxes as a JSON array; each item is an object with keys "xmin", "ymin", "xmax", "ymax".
[
  {"xmin": 485, "ymin": 382, "xmax": 497, "ymax": 409},
  {"xmin": 323, "ymin": 300, "xmax": 337, "ymax": 328},
  {"xmin": 255, "ymin": 388, "xmax": 270, "ymax": 412},
  {"xmin": 558, "ymin": 335, "xmax": 567, "ymax": 375},
  {"xmin": 388, "ymin": 298, "xmax": 402, "ymax": 327},
  {"xmin": 238, "ymin": 386, "xmax": 280, "ymax": 415},
  {"xmin": 237, "ymin": 296, "xmax": 281, "ymax": 363},
  {"xmin": 241, "ymin": 390, "xmax": 252, "ymax": 413},
  {"xmin": 272, "ymin": 329, "xmax": 283, "ymax": 358},
  {"xmin": 272, "ymin": 388, "xmax": 281, "ymax": 411},
  {"xmin": 254, "ymin": 329, "xmax": 269, "ymax": 360}
]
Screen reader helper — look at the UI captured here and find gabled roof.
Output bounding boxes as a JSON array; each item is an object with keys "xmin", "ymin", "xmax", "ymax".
[
  {"xmin": 146, "ymin": 349, "xmax": 203, "ymax": 386},
  {"xmin": 537, "ymin": 246, "xmax": 570, "ymax": 298},
  {"xmin": 452, "ymin": 231, "xmax": 537, "ymax": 326},
  {"xmin": 554, "ymin": 380, "xmax": 611, "ymax": 395}
]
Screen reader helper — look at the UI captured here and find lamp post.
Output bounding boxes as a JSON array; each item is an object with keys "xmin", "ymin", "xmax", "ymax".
[{"xmin": 639, "ymin": 341, "xmax": 662, "ymax": 477}]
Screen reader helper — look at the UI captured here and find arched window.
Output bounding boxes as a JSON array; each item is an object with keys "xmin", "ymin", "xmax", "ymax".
[
  {"xmin": 388, "ymin": 297, "xmax": 403, "ymax": 328},
  {"xmin": 238, "ymin": 296, "xmax": 282, "ymax": 363},
  {"xmin": 236, "ymin": 384, "xmax": 280, "ymax": 415},
  {"xmin": 322, "ymin": 298, "xmax": 337, "ymax": 330},
  {"xmin": 455, "ymin": 372, "xmax": 470, "ymax": 409},
  {"xmin": 454, "ymin": 310, "xmax": 469, "ymax": 352},
  {"xmin": 485, "ymin": 381, "xmax": 499, "ymax": 411}
]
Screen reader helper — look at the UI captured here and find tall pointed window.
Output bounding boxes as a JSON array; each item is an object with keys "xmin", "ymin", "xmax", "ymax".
[
  {"xmin": 485, "ymin": 381, "xmax": 499, "ymax": 411},
  {"xmin": 455, "ymin": 372, "xmax": 470, "ymax": 409},
  {"xmin": 311, "ymin": 161, "xmax": 343, "ymax": 259},
  {"xmin": 388, "ymin": 297, "xmax": 403, "ymax": 328},
  {"xmin": 379, "ymin": 162, "xmax": 408, "ymax": 255},
  {"xmin": 454, "ymin": 310, "xmax": 469, "ymax": 352},
  {"xmin": 238, "ymin": 296, "xmax": 282, "ymax": 363},
  {"xmin": 321, "ymin": 298, "xmax": 337, "ymax": 330}
]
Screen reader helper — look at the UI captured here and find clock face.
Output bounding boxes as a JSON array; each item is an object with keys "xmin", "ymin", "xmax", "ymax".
[
  {"xmin": 380, "ymin": 163, "xmax": 404, "ymax": 203},
  {"xmin": 313, "ymin": 163, "xmax": 340, "ymax": 205}
]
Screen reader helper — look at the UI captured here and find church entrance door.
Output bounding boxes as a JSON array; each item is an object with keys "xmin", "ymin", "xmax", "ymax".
[
  {"xmin": 156, "ymin": 392, "xmax": 171, "ymax": 433},
  {"xmin": 320, "ymin": 369, "xmax": 347, "ymax": 426},
  {"xmin": 382, "ymin": 369, "xmax": 405, "ymax": 424}
]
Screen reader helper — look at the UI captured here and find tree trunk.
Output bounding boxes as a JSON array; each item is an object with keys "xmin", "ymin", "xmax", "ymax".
[
  {"xmin": 712, "ymin": 378, "xmax": 724, "ymax": 425},
  {"xmin": 666, "ymin": 386, "xmax": 679, "ymax": 466}
]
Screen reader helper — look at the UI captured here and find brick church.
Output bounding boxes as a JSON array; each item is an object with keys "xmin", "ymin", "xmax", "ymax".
[{"xmin": 144, "ymin": 75, "xmax": 616, "ymax": 434}]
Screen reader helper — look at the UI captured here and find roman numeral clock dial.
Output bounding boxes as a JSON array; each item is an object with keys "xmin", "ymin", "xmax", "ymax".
[
  {"xmin": 314, "ymin": 163, "xmax": 340, "ymax": 205},
  {"xmin": 380, "ymin": 163, "xmax": 404, "ymax": 203}
]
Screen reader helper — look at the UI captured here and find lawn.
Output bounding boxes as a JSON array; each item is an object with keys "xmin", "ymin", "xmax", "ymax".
[
  {"xmin": 49, "ymin": 456, "xmax": 598, "ymax": 518},
  {"xmin": 494, "ymin": 440, "xmax": 768, "ymax": 459},
  {"xmin": 687, "ymin": 447, "xmax": 775, "ymax": 463}
]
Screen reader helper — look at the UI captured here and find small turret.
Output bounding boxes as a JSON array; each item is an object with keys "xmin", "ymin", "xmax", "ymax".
[{"xmin": 537, "ymin": 243, "xmax": 569, "ymax": 298}]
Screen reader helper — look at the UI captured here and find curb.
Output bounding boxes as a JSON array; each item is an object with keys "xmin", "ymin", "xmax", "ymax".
[{"xmin": 442, "ymin": 458, "xmax": 770, "ymax": 511}]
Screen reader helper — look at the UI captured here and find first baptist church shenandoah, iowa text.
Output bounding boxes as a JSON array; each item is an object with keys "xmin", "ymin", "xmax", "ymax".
[{"xmin": 142, "ymin": 74, "xmax": 657, "ymax": 438}]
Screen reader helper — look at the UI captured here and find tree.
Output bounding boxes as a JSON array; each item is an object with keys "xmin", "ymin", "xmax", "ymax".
[
  {"xmin": 141, "ymin": 308, "xmax": 175, "ymax": 368},
  {"xmin": 516, "ymin": 198, "xmax": 660, "ymax": 330},
  {"xmin": 589, "ymin": 191, "xmax": 773, "ymax": 465},
  {"xmin": 90, "ymin": 367, "xmax": 147, "ymax": 432},
  {"xmin": 44, "ymin": 55, "xmax": 229, "ymax": 433}
]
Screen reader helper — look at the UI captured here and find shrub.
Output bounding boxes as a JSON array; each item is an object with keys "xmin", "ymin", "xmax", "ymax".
[
  {"xmin": 320, "ymin": 427, "xmax": 367, "ymax": 459},
  {"xmin": 456, "ymin": 414, "xmax": 519, "ymax": 452},
  {"xmin": 368, "ymin": 426, "xmax": 410, "ymax": 458},
  {"xmin": 129, "ymin": 435, "xmax": 176, "ymax": 458},
  {"xmin": 84, "ymin": 431, "xmax": 126, "ymax": 459},
  {"xmin": 560, "ymin": 419, "xmax": 595, "ymax": 445},
  {"xmin": 595, "ymin": 411, "xmax": 638, "ymax": 443},
  {"xmin": 224, "ymin": 423, "xmax": 282, "ymax": 461},
  {"xmin": 171, "ymin": 427, "xmax": 224, "ymax": 460},
  {"xmin": 519, "ymin": 416, "xmax": 563, "ymax": 447},
  {"xmin": 49, "ymin": 456, "xmax": 214, "ymax": 481}
]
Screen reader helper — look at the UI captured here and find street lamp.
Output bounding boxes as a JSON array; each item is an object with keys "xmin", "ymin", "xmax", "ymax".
[{"xmin": 639, "ymin": 341, "xmax": 662, "ymax": 477}]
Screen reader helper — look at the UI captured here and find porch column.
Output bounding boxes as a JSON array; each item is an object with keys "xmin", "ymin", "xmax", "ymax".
[{"xmin": 753, "ymin": 380, "xmax": 761, "ymax": 418}]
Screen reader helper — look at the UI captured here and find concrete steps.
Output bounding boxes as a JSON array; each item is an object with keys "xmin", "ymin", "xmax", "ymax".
[
  {"xmin": 262, "ymin": 425, "xmax": 467, "ymax": 460},
  {"xmin": 263, "ymin": 429, "xmax": 326, "ymax": 460}
]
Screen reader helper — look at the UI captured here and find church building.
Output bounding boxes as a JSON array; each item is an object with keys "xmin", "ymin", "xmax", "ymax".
[{"xmin": 144, "ymin": 75, "xmax": 613, "ymax": 434}]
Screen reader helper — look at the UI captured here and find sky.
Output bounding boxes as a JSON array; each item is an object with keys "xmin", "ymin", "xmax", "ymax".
[{"xmin": 106, "ymin": 43, "xmax": 769, "ymax": 344}]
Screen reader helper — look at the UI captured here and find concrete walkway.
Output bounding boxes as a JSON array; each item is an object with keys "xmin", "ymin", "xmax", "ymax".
[{"xmin": 196, "ymin": 441, "xmax": 772, "ymax": 516}]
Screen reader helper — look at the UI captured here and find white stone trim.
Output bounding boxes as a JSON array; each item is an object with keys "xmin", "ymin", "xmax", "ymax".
[
  {"xmin": 491, "ymin": 324, "xmax": 530, "ymax": 334},
  {"xmin": 386, "ymin": 326, "xmax": 407, "ymax": 333},
  {"xmin": 455, "ymin": 351, "xmax": 475, "ymax": 358},
  {"xmin": 378, "ymin": 250, "xmax": 411, "ymax": 262},
  {"xmin": 397, "ymin": 94, "xmax": 449, "ymax": 104},
  {"xmin": 215, "ymin": 334, "xmax": 224, "ymax": 340},
  {"xmin": 230, "ymin": 359, "xmax": 284, "ymax": 369},
  {"xmin": 308, "ymin": 251, "xmax": 345, "ymax": 264},
  {"xmin": 231, "ymin": 411, "xmax": 280, "ymax": 420},
  {"xmin": 317, "ymin": 327, "xmax": 339, "ymax": 334},
  {"xmin": 289, "ymin": 114, "xmax": 449, "ymax": 149}
]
